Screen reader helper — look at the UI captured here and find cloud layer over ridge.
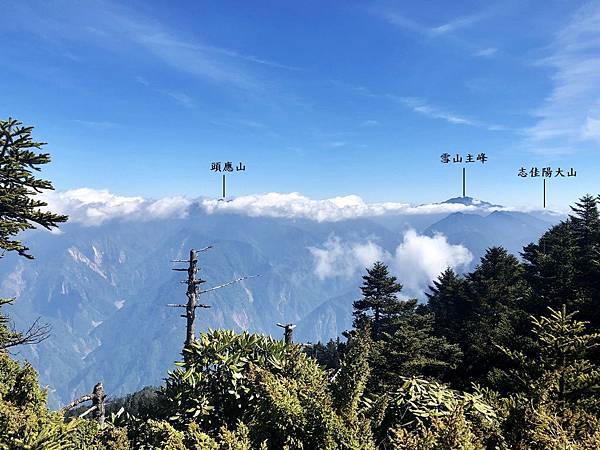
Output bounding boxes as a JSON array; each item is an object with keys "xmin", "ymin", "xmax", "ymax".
[{"xmin": 41, "ymin": 188, "xmax": 506, "ymax": 225}]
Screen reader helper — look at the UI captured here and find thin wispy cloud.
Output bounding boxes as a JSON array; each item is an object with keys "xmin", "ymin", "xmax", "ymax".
[
  {"xmin": 430, "ymin": 11, "xmax": 490, "ymax": 35},
  {"xmin": 17, "ymin": 1, "xmax": 295, "ymax": 92},
  {"xmin": 103, "ymin": 6, "xmax": 298, "ymax": 91},
  {"xmin": 475, "ymin": 47, "xmax": 498, "ymax": 57},
  {"xmin": 121, "ymin": 29, "xmax": 258, "ymax": 90},
  {"xmin": 361, "ymin": 120, "xmax": 381, "ymax": 127},
  {"xmin": 375, "ymin": 7, "xmax": 493, "ymax": 38},
  {"xmin": 163, "ymin": 91, "xmax": 195, "ymax": 109},
  {"xmin": 525, "ymin": 2, "xmax": 600, "ymax": 152},
  {"xmin": 72, "ymin": 120, "xmax": 118, "ymax": 129},
  {"xmin": 395, "ymin": 96, "xmax": 476, "ymax": 125},
  {"xmin": 378, "ymin": 11, "xmax": 426, "ymax": 35},
  {"xmin": 134, "ymin": 76, "xmax": 150, "ymax": 87},
  {"xmin": 325, "ymin": 141, "xmax": 348, "ymax": 148},
  {"xmin": 200, "ymin": 44, "xmax": 301, "ymax": 71},
  {"xmin": 372, "ymin": 5, "xmax": 503, "ymax": 62},
  {"xmin": 134, "ymin": 77, "xmax": 195, "ymax": 109},
  {"xmin": 389, "ymin": 96, "xmax": 507, "ymax": 131},
  {"xmin": 207, "ymin": 118, "xmax": 280, "ymax": 140},
  {"xmin": 328, "ymin": 80, "xmax": 507, "ymax": 131}
]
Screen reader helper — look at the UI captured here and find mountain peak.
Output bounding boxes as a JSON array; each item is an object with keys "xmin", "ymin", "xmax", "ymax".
[{"xmin": 442, "ymin": 196, "xmax": 502, "ymax": 208}]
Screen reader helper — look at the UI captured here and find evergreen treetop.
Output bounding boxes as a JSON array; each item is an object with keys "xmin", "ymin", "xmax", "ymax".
[
  {"xmin": 0, "ymin": 117, "xmax": 68, "ymax": 259},
  {"xmin": 353, "ymin": 261, "xmax": 403, "ymax": 339}
]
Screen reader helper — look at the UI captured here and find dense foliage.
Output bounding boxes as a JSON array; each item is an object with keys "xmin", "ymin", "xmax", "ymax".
[
  {"xmin": 1, "ymin": 120, "xmax": 600, "ymax": 448},
  {"xmin": 0, "ymin": 117, "xmax": 67, "ymax": 260}
]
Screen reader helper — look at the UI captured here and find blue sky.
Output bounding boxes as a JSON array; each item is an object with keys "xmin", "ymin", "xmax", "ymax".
[{"xmin": 2, "ymin": 0, "xmax": 600, "ymax": 209}]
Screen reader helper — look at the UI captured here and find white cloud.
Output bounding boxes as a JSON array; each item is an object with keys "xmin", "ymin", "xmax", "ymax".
[
  {"xmin": 106, "ymin": 8, "xmax": 295, "ymax": 91},
  {"xmin": 326, "ymin": 141, "xmax": 347, "ymax": 148},
  {"xmin": 14, "ymin": 2, "xmax": 294, "ymax": 92},
  {"xmin": 475, "ymin": 47, "xmax": 498, "ymax": 57},
  {"xmin": 392, "ymin": 230, "xmax": 472, "ymax": 296},
  {"xmin": 146, "ymin": 196, "xmax": 193, "ymax": 219},
  {"xmin": 201, "ymin": 192, "xmax": 484, "ymax": 222},
  {"xmin": 582, "ymin": 116, "xmax": 600, "ymax": 143},
  {"xmin": 40, "ymin": 188, "xmax": 191, "ymax": 225},
  {"xmin": 129, "ymin": 31, "xmax": 257, "ymax": 90},
  {"xmin": 163, "ymin": 91, "xmax": 195, "ymax": 108},
  {"xmin": 41, "ymin": 188, "xmax": 507, "ymax": 226},
  {"xmin": 377, "ymin": 10, "xmax": 488, "ymax": 38},
  {"xmin": 404, "ymin": 97, "xmax": 474, "ymax": 125},
  {"xmin": 72, "ymin": 120, "xmax": 118, "ymax": 129},
  {"xmin": 361, "ymin": 120, "xmax": 380, "ymax": 127},
  {"xmin": 328, "ymin": 81, "xmax": 508, "ymax": 131},
  {"xmin": 525, "ymin": 3, "xmax": 600, "ymax": 152},
  {"xmin": 393, "ymin": 96, "xmax": 506, "ymax": 130},
  {"xmin": 309, "ymin": 236, "xmax": 387, "ymax": 280},
  {"xmin": 43, "ymin": 188, "xmax": 145, "ymax": 225},
  {"xmin": 374, "ymin": 6, "xmax": 497, "ymax": 41},
  {"xmin": 430, "ymin": 12, "xmax": 490, "ymax": 36},
  {"xmin": 135, "ymin": 76, "xmax": 150, "ymax": 86},
  {"xmin": 309, "ymin": 231, "xmax": 472, "ymax": 297}
]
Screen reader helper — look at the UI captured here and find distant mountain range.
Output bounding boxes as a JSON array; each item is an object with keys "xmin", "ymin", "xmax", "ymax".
[{"xmin": 0, "ymin": 196, "xmax": 564, "ymax": 407}]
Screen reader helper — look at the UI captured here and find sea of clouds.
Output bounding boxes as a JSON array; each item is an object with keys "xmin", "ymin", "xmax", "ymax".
[{"xmin": 41, "ymin": 188, "xmax": 500, "ymax": 225}]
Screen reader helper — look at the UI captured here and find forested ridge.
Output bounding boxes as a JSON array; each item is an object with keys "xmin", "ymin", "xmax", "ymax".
[{"xmin": 1, "ymin": 118, "xmax": 600, "ymax": 448}]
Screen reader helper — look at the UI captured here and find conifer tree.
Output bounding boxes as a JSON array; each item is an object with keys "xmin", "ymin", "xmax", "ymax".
[
  {"xmin": 425, "ymin": 267, "xmax": 468, "ymax": 344},
  {"xmin": 381, "ymin": 301, "xmax": 462, "ymax": 383},
  {"xmin": 305, "ymin": 338, "xmax": 344, "ymax": 370},
  {"xmin": 523, "ymin": 194, "xmax": 600, "ymax": 330},
  {"xmin": 522, "ymin": 221, "xmax": 578, "ymax": 315},
  {"xmin": 569, "ymin": 194, "xmax": 600, "ymax": 326},
  {"xmin": 499, "ymin": 305, "xmax": 600, "ymax": 414},
  {"xmin": 353, "ymin": 261, "xmax": 403, "ymax": 340},
  {"xmin": 461, "ymin": 247, "xmax": 530, "ymax": 387},
  {"xmin": 0, "ymin": 117, "xmax": 68, "ymax": 259},
  {"xmin": 0, "ymin": 118, "xmax": 66, "ymax": 350}
]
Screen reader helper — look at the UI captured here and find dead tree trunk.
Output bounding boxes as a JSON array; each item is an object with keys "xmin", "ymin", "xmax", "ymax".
[
  {"xmin": 168, "ymin": 246, "xmax": 257, "ymax": 362},
  {"xmin": 62, "ymin": 382, "xmax": 106, "ymax": 425},
  {"xmin": 169, "ymin": 248, "xmax": 207, "ymax": 361},
  {"xmin": 277, "ymin": 323, "xmax": 296, "ymax": 344},
  {"xmin": 92, "ymin": 382, "xmax": 106, "ymax": 425},
  {"xmin": 184, "ymin": 249, "xmax": 199, "ymax": 350}
]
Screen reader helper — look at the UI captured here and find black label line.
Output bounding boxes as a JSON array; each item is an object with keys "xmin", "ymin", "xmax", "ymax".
[{"xmin": 543, "ymin": 178, "xmax": 546, "ymax": 208}]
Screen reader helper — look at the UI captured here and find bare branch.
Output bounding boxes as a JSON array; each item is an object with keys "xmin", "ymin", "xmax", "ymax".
[
  {"xmin": 2, "ymin": 316, "xmax": 52, "ymax": 350},
  {"xmin": 199, "ymin": 275, "xmax": 259, "ymax": 294},
  {"xmin": 329, "ymin": 368, "xmax": 342, "ymax": 383},
  {"xmin": 79, "ymin": 405, "xmax": 97, "ymax": 418},
  {"xmin": 62, "ymin": 394, "xmax": 93, "ymax": 412},
  {"xmin": 170, "ymin": 247, "xmax": 212, "ymax": 262},
  {"xmin": 61, "ymin": 381, "xmax": 106, "ymax": 425},
  {"xmin": 166, "ymin": 303, "xmax": 211, "ymax": 308}
]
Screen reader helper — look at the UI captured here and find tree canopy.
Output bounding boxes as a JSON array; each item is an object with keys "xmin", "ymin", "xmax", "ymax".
[{"xmin": 0, "ymin": 117, "xmax": 67, "ymax": 260}]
